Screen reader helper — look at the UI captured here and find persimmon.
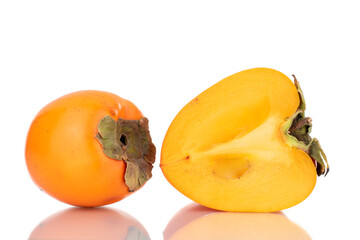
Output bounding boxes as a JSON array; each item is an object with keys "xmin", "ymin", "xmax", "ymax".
[
  {"xmin": 25, "ymin": 90, "xmax": 155, "ymax": 207},
  {"xmin": 29, "ymin": 207, "xmax": 150, "ymax": 240},
  {"xmin": 164, "ymin": 203, "xmax": 311, "ymax": 240},
  {"xmin": 161, "ymin": 68, "xmax": 329, "ymax": 212}
]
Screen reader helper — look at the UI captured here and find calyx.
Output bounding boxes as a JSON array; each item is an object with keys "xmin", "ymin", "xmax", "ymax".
[
  {"xmin": 281, "ymin": 76, "xmax": 329, "ymax": 176},
  {"xmin": 96, "ymin": 116, "xmax": 156, "ymax": 191}
]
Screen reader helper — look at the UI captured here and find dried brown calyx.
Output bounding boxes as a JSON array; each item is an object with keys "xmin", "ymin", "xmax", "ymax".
[
  {"xmin": 96, "ymin": 116, "xmax": 156, "ymax": 191},
  {"xmin": 281, "ymin": 75, "xmax": 329, "ymax": 176}
]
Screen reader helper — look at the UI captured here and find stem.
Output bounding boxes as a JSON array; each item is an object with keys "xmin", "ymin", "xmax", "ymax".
[
  {"xmin": 282, "ymin": 76, "xmax": 329, "ymax": 176},
  {"xmin": 96, "ymin": 116, "xmax": 156, "ymax": 191}
]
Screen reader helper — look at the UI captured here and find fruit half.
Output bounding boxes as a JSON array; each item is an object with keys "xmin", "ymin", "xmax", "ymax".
[{"xmin": 161, "ymin": 68, "xmax": 328, "ymax": 212}]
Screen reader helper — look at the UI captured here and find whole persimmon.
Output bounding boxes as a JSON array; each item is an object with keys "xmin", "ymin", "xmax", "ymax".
[
  {"xmin": 25, "ymin": 90, "xmax": 155, "ymax": 207},
  {"xmin": 161, "ymin": 68, "xmax": 329, "ymax": 212}
]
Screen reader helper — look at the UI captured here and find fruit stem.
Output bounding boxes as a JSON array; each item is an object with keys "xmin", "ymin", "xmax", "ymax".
[
  {"xmin": 96, "ymin": 116, "xmax": 156, "ymax": 191},
  {"xmin": 281, "ymin": 76, "xmax": 329, "ymax": 176}
]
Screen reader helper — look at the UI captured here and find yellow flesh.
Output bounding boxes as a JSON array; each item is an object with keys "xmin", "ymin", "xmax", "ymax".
[{"xmin": 161, "ymin": 68, "xmax": 317, "ymax": 212}]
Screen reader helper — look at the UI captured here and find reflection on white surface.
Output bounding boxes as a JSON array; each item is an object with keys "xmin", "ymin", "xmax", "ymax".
[
  {"xmin": 29, "ymin": 207, "xmax": 150, "ymax": 240},
  {"xmin": 164, "ymin": 203, "xmax": 311, "ymax": 240}
]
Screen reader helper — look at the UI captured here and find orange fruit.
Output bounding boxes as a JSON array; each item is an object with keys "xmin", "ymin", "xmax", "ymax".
[
  {"xmin": 161, "ymin": 68, "xmax": 328, "ymax": 212},
  {"xmin": 26, "ymin": 90, "xmax": 155, "ymax": 207}
]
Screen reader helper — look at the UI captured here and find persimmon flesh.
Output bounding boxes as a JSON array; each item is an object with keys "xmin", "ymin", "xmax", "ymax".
[
  {"xmin": 26, "ymin": 90, "xmax": 155, "ymax": 207},
  {"xmin": 161, "ymin": 68, "xmax": 328, "ymax": 212}
]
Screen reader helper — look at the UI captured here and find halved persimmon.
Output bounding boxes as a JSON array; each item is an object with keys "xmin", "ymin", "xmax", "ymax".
[
  {"xmin": 25, "ymin": 90, "xmax": 155, "ymax": 207},
  {"xmin": 161, "ymin": 68, "xmax": 328, "ymax": 212}
]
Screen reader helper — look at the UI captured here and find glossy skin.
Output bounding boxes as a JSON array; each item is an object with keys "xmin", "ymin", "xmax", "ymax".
[
  {"xmin": 161, "ymin": 68, "xmax": 317, "ymax": 212},
  {"xmin": 25, "ymin": 90, "xmax": 143, "ymax": 207}
]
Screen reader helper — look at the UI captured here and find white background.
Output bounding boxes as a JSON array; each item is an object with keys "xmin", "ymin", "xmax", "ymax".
[{"xmin": 1, "ymin": 0, "xmax": 359, "ymax": 239}]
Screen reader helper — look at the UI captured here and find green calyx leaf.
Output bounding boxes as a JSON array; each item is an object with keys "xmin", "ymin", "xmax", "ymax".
[
  {"xmin": 96, "ymin": 116, "xmax": 156, "ymax": 192},
  {"xmin": 281, "ymin": 76, "xmax": 329, "ymax": 176}
]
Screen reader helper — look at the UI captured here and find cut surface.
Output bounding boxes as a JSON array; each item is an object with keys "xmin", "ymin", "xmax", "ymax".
[
  {"xmin": 162, "ymin": 117, "xmax": 316, "ymax": 212},
  {"xmin": 161, "ymin": 68, "xmax": 317, "ymax": 212},
  {"xmin": 161, "ymin": 68, "xmax": 299, "ymax": 164},
  {"xmin": 210, "ymin": 153, "xmax": 252, "ymax": 179}
]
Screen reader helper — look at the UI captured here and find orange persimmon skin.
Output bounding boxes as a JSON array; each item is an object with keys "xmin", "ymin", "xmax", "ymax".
[{"xmin": 25, "ymin": 90, "xmax": 143, "ymax": 207}]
